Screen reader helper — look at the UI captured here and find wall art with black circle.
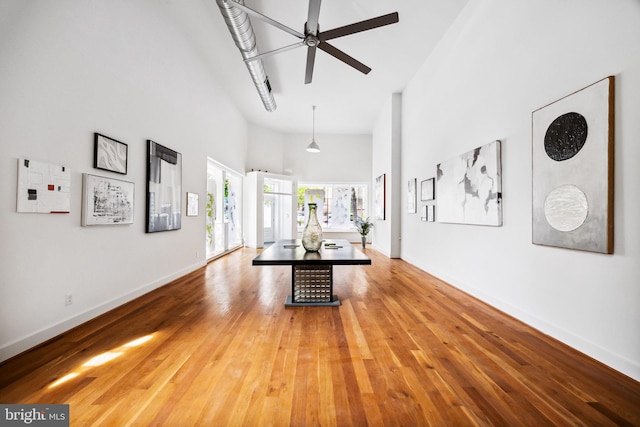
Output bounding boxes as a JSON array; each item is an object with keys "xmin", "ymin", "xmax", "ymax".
[{"xmin": 532, "ymin": 76, "xmax": 614, "ymax": 254}]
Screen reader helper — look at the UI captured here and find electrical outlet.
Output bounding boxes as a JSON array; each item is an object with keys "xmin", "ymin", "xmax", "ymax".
[{"xmin": 65, "ymin": 294, "xmax": 73, "ymax": 306}]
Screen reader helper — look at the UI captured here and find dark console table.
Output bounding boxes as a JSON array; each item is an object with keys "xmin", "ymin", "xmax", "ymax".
[{"xmin": 252, "ymin": 239, "xmax": 371, "ymax": 306}]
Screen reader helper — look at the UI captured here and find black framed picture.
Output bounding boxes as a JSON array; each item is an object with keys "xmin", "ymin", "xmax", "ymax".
[
  {"xmin": 421, "ymin": 178, "xmax": 434, "ymax": 201},
  {"xmin": 146, "ymin": 140, "xmax": 182, "ymax": 233},
  {"xmin": 94, "ymin": 133, "xmax": 128, "ymax": 174}
]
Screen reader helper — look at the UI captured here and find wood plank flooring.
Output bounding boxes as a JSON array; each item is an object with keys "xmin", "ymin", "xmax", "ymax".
[{"xmin": 1, "ymin": 247, "xmax": 639, "ymax": 426}]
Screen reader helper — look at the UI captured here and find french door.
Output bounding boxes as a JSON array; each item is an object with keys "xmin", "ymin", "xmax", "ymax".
[{"xmin": 206, "ymin": 158, "xmax": 243, "ymax": 260}]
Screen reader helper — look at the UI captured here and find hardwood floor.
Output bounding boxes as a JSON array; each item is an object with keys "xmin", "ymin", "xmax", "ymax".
[{"xmin": 1, "ymin": 247, "xmax": 639, "ymax": 426}]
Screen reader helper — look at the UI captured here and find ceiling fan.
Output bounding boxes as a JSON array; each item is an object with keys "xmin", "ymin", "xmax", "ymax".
[{"xmin": 228, "ymin": 0, "xmax": 399, "ymax": 84}]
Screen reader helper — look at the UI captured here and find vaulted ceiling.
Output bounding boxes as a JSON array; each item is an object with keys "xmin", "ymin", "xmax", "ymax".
[{"xmin": 176, "ymin": 0, "xmax": 469, "ymax": 135}]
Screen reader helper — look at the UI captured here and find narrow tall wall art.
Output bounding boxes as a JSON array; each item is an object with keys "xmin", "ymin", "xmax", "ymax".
[
  {"xmin": 146, "ymin": 140, "xmax": 182, "ymax": 233},
  {"xmin": 374, "ymin": 174, "xmax": 386, "ymax": 220},
  {"xmin": 532, "ymin": 76, "xmax": 614, "ymax": 254}
]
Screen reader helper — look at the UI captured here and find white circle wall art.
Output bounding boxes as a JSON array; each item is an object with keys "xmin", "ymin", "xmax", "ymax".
[{"xmin": 543, "ymin": 185, "xmax": 588, "ymax": 232}]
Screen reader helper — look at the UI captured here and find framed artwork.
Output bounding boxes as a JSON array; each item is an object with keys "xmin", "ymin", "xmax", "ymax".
[
  {"xmin": 532, "ymin": 76, "xmax": 614, "ymax": 254},
  {"xmin": 187, "ymin": 192, "xmax": 199, "ymax": 217},
  {"xmin": 421, "ymin": 205, "xmax": 427, "ymax": 221},
  {"xmin": 407, "ymin": 178, "xmax": 417, "ymax": 214},
  {"xmin": 94, "ymin": 133, "xmax": 128, "ymax": 174},
  {"xmin": 421, "ymin": 178, "xmax": 434, "ymax": 201},
  {"xmin": 427, "ymin": 205, "xmax": 435, "ymax": 222},
  {"xmin": 82, "ymin": 173, "xmax": 134, "ymax": 226},
  {"xmin": 17, "ymin": 158, "xmax": 71, "ymax": 214},
  {"xmin": 146, "ymin": 140, "xmax": 182, "ymax": 233},
  {"xmin": 436, "ymin": 140, "xmax": 502, "ymax": 226},
  {"xmin": 374, "ymin": 174, "xmax": 386, "ymax": 220}
]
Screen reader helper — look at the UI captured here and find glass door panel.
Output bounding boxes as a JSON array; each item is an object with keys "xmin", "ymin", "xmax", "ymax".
[
  {"xmin": 263, "ymin": 177, "xmax": 294, "ymax": 244},
  {"xmin": 263, "ymin": 195, "xmax": 275, "ymax": 244},
  {"xmin": 225, "ymin": 173, "xmax": 242, "ymax": 250},
  {"xmin": 207, "ymin": 159, "xmax": 243, "ymax": 260}
]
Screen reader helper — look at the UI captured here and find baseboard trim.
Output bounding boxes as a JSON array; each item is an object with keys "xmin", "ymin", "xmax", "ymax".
[
  {"xmin": 401, "ymin": 254, "xmax": 640, "ymax": 382},
  {"xmin": 0, "ymin": 261, "xmax": 206, "ymax": 363}
]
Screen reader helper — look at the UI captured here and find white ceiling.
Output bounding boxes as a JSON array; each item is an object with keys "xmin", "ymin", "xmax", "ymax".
[{"xmin": 184, "ymin": 0, "xmax": 469, "ymax": 135}]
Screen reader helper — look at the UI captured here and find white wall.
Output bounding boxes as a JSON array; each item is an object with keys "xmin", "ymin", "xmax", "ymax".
[
  {"xmin": 246, "ymin": 124, "xmax": 285, "ymax": 174},
  {"xmin": 246, "ymin": 126, "xmax": 372, "ymax": 182},
  {"xmin": 397, "ymin": 0, "xmax": 640, "ymax": 380},
  {"xmin": 372, "ymin": 94, "xmax": 402, "ymax": 257},
  {"xmin": 281, "ymin": 133, "xmax": 372, "ymax": 183},
  {"xmin": 0, "ymin": 0, "xmax": 248, "ymax": 361},
  {"xmin": 281, "ymin": 132, "xmax": 373, "ymax": 241}
]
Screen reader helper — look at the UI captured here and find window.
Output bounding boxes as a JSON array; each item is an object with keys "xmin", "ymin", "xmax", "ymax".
[{"xmin": 297, "ymin": 183, "xmax": 368, "ymax": 230}]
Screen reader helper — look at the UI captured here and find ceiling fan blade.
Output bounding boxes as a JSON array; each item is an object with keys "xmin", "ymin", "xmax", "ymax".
[
  {"xmin": 319, "ymin": 12, "xmax": 399, "ymax": 41},
  {"xmin": 317, "ymin": 42, "xmax": 371, "ymax": 75},
  {"xmin": 305, "ymin": 46, "xmax": 317, "ymax": 84},
  {"xmin": 229, "ymin": 0, "xmax": 304, "ymax": 39},
  {"xmin": 305, "ymin": 0, "xmax": 322, "ymax": 35}
]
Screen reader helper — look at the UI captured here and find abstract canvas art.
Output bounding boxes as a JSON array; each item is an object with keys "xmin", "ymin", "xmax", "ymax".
[
  {"xmin": 146, "ymin": 140, "xmax": 182, "ymax": 233},
  {"xmin": 436, "ymin": 140, "xmax": 502, "ymax": 226},
  {"xmin": 532, "ymin": 76, "xmax": 614, "ymax": 253},
  {"xmin": 82, "ymin": 174, "xmax": 134, "ymax": 226},
  {"xmin": 17, "ymin": 158, "xmax": 71, "ymax": 213}
]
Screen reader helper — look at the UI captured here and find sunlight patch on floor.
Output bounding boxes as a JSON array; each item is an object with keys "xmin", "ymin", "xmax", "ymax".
[{"xmin": 47, "ymin": 333, "xmax": 155, "ymax": 389}]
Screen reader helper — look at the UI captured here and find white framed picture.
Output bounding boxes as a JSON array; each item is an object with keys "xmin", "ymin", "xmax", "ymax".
[
  {"xmin": 82, "ymin": 173, "xmax": 134, "ymax": 226},
  {"xmin": 408, "ymin": 178, "xmax": 417, "ymax": 214},
  {"xmin": 187, "ymin": 192, "xmax": 199, "ymax": 216}
]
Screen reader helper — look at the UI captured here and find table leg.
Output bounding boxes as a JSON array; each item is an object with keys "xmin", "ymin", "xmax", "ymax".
[{"xmin": 285, "ymin": 264, "xmax": 339, "ymax": 306}]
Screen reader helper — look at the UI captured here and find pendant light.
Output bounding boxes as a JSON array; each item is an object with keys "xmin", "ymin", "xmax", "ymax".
[{"xmin": 306, "ymin": 105, "xmax": 320, "ymax": 153}]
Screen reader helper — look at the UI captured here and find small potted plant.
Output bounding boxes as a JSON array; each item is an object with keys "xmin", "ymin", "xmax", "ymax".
[{"xmin": 355, "ymin": 216, "xmax": 374, "ymax": 249}]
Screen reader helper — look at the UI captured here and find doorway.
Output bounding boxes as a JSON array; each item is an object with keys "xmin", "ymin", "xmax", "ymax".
[
  {"xmin": 263, "ymin": 194, "xmax": 275, "ymax": 243},
  {"xmin": 206, "ymin": 158, "xmax": 243, "ymax": 260},
  {"xmin": 263, "ymin": 176, "xmax": 294, "ymax": 244}
]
